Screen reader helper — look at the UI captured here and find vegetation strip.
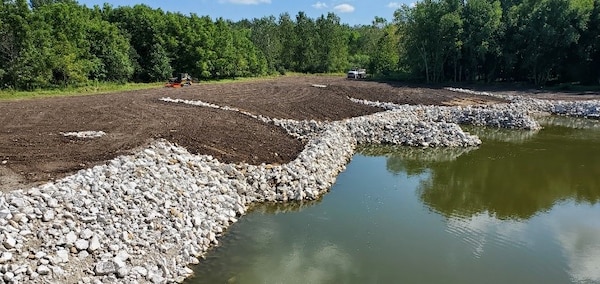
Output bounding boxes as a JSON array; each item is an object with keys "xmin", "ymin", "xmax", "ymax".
[{"xmin": 2, "ymin": 1, "xmax": 598, "ymax": 91}]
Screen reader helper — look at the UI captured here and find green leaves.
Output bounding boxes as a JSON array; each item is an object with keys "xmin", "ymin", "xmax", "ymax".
[
  {"xmin": 462, "ymin": 0, "xmax": 502, "ymax": 81},
  {"xmin": 369, "ymin": 25, "xmax": 400, "ymax": 76},
  {"xmin": 392, "ymin": 0, "xmax": 597, "ymax": 85},
  {"xmin": 396, "ymin": 0, "xmax": 462, "ymax": 82},
  {"xmin": 1, "ymin": 0, "xmax": 598, "ymax": 89}
]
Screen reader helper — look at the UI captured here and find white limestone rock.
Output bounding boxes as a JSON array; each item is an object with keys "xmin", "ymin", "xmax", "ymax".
[{"xmin": 94, "ymin": 260, "xmax": 118, "ymax": 276}]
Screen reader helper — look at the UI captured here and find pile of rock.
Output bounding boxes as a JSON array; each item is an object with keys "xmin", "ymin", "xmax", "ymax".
[
  {"xmin": 344, "ymin": 111, "xmax": 481, "ymax": 147},
  {"xmin": 445, "ymin": 87, "xmax": 600, "ymax": 119},
  {"xmin": 60, "ymin": 131, "xmax": 107, "ymax": 139},
  {"xmin": 349, "ymin": 97, "xmax": 541, "ymax": 130},
  {"xmin": 1, "ymin": 142, "xmax": 248, "ymax": 283}
]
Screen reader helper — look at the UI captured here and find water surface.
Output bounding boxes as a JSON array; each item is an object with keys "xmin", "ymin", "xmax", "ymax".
[{"xmin": 189, "ymin": 117, "xmax": 600, "ymax": 284}]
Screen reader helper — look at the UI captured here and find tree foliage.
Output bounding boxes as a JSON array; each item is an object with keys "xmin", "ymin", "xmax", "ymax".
[
  {"xmin": 396, "ymin": 0, "xmax": 600, "ymax": 85},
  {"xmin": 0, "ymin": 0, "xmax": 599, "ymax": 90}
]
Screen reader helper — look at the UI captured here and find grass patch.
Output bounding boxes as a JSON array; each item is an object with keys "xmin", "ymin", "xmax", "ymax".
[{"xmin": 0, "ymin": 82, "xmax": 164, "ymax": 101}]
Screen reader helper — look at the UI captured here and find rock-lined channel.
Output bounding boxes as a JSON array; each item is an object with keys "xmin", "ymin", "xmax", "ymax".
[{"xmin": 1, "ymin": 89, "xmax": 599, "ymax": 283}]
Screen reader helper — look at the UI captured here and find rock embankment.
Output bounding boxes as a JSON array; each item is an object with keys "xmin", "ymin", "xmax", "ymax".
[
  {"xmin": 2, "ymin": 90, "xmax": 600, "ymax": 283},
  {"xmin": 445, "ymin": 87, "xmax": 600, "ymax": 119}
]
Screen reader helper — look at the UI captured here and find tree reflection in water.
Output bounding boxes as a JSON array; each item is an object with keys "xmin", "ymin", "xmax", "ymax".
[{"xmin": 360, "ymin": 124, "xmax": 600, "ymax": 220}]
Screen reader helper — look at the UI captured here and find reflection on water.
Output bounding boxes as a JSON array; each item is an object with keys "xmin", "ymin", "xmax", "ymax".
[
  {"xmin": 190, "ymin": 117, "xmax": 600, "ymax": 284},
  {"xmin": 248, "ymin": 199, "xmax": 323, "ymax": 215},
  {"xmin": 462, "ymin": 126, "xmax": 538, "ymax": 143},
  {"xmin": 537, "ymin": 114, "xmax": 600, "ymax": 129},
  {"xmin": 216, "ymin": 225, "xmax": 354, "ymax": 284},
  {"xmin": 550, "ymin": 205, "xmax": 600, "ymax": 283},
  {"xmin": 417, "ymin": 125, "xmax": 600, "ymax": 220},
  {"xmin": 358, "ymin": 144, "xmax": 477, "ymax": 162},
  {"xmin": 445, "ymin": 212, "xmax": 529, "ymax": 258},
  {"xmin": 358, "ymin": 145, "xmax": 477, "ymax": 176}
]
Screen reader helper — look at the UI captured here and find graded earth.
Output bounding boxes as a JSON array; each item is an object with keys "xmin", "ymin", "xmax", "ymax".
[
  {"xmin": 1, "ymin": 75, "xmax": 599, "ymax": 284},
  {"xmin": 0, "ymin": 75, "xmax": 523, "ymax": 192}
]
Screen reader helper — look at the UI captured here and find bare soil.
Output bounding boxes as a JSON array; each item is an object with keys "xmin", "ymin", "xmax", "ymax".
[{"xmin": 1, "ymin": 75, "xmax": 596, "ymax": 191}]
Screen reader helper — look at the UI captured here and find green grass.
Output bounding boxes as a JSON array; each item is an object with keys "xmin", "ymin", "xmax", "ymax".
[{"xmin": 0, "ymin": 82, "xmax": 164, "ymax": 101}]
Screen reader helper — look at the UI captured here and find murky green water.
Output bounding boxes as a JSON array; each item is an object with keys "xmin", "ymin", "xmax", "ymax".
[{"xmin": 189, "ymin": 116, "xmax": 600, "ymax": 284}]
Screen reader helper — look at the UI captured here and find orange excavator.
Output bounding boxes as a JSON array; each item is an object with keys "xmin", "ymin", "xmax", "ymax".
[{"xmin": 165, "ymin": 73, "xmax": 193, "ymax": 88}]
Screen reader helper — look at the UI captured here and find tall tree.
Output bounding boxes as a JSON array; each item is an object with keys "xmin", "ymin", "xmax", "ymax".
[
  {"xmin": 507, "ymin": 0, "xmax": 580, "ymax": 85},
  {"xmin": 212, "ymin": 18, "xmax": 237, "ymax": 78},
  {"xmin": 315, "ymin": 13, "xmax": 348, "ymax": 72},
  {"xmin": 369, "ymin": 24, "xmax": 400, "ymax": 76},
  {"xmin": 249, "ymin": 16, "xmax": 281, "ymax": 74},
  {"xmin": 396, "ymin": 0, "xmax": 463, "ymax": 83},
  {"xmin": 347, "ymin": 18, "xmax": 388, "ymax": 70},
  {"xmin": 147, "ymin": 43, "xmax": 172, "ymax": 81},
  {"xmin": 564, "ymin": 0, "xmax": 600, "ymax": 84},
  {"xmin": 462, "ymin": 0, "xmax": 502, "ymax": 81},
  {"xmin": 106, "ymin": 5, "xmax": 170, "ymax": 81},
  {"xmin": 294, "ymin": 12, "xmax": 317, "ymax": 72},
  {"xmin": 584, "ymin": 0, "xmax": 600, "ymax": 84},
  {"xmin": 278, "ymin": 13, "xmax": 297, "ymax": 72},
  {"xmin": 0, "ymin": 0, "xmax": 31, "ymax": 88}
]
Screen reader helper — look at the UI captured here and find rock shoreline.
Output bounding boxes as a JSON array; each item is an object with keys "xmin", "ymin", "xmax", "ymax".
[{"xmin": 1, "ymin": 90, "xmax": 600, "ymax": 283}]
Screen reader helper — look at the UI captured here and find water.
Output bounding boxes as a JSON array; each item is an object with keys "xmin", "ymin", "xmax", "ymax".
[{"xmin": 188, "ymin": 116, "xmax": 600, "ymax": 284}]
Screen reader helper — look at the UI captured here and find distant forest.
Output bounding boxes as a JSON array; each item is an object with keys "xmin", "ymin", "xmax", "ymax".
[{"xmin": 1, "ymin": 0, "xmax": 599, "ymax": 90}]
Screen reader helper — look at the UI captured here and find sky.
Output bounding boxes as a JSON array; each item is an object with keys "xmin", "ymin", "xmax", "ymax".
[{"xmin": 77, "ymin": 0, "xmax": 414, "ymax": 26}]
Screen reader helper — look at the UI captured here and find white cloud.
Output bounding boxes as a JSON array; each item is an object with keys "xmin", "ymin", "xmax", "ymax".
[
  {"xmin": 312, "ymin": 1, "xmax": 328, "ymax": 9},
  {"xmin": 446, "ymin": 212, "xmax": 528, "ymax": 258},
  {"xmin": 333, "ymin": 3, "xmax": 355, "ymax": 13},
  {"xmin": 550, "ymin": 207, "xmax": 600, "ymax": 283},
  {"xmin": 387, "ymin": 2, "xmax": 402, "ymax": 9},
  {"xmin": 219, "ymin": 0, "xmax": 271, "ymax": 4}
]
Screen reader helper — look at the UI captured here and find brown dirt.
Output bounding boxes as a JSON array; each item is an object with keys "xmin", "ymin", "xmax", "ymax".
[{"xmin": 1, "ymin": 75, "xmax": 590, "ymax": 191}]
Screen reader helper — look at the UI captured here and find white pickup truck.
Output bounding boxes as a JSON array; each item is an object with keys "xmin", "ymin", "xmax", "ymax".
[{"xmin": 347, "ymin": 68, "xmax": 366, "ymax": 79}]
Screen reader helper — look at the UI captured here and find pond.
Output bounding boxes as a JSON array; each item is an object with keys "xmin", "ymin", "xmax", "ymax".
[{"xmin": 188, "ymin": 116, "xmax": 600, "ymax": 284}]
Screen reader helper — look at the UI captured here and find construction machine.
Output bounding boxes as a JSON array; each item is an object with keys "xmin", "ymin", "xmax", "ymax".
[
  {"xmin": 347, "ymin": 68, "xmax": 366, "ymax": 79},
  {"xmin": 165, "ymin": 73, "xmax": 193, "ymax": 88}
]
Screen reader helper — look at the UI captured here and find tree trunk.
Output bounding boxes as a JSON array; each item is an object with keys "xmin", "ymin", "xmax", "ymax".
[{"xmin": 420, "ymin": 42, "xmax": 429, "ymax": 83}]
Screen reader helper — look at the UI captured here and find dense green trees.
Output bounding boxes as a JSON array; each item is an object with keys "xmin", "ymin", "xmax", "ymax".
[
  {"xmin": 395, "ymin": 0, "xmax": 459, "ymax": 82},
  {"xmin": 461, "ymin": 0, "xmax": 502, "ymax": 82},
  {"xmin": 396, "ymin": 0, "xmax": 600, "ymax": 84},
  {"xmin": 0, "ymin": 1, "xmax": 270, "ymax": 89},
  {"xmin": 0, "ymin": 0, "xmax": 599, "ymax": 90},
  {"xmin": 1, "ymin": 0, "xmax": 133, "ymax": 88},
  {"xmin": 368, "ymin": 24, "xmax": 400, "ymax": 76},
  {"xmin": 1, "ymin": 0, "xmax": 32, "ymax": 88}
]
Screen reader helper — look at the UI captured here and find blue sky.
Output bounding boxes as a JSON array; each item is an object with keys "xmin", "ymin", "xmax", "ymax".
[{"xmin": 77, "ymin": 0, "xmax": 414, "ymax": 25}]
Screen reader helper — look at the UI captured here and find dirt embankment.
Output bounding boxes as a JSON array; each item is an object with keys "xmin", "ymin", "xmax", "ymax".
[{"xmin": 3, "ymin": 75, "xmax": 594, "ymax": 191}]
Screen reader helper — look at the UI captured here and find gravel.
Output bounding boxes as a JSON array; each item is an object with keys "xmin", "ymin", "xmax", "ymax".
[
  {"xmin": 60, "ymin": 131, "xmax": 107, "ymax": 139},
  {"xmin": 1, "ymin": 90, "xmax": 599, "ymax": 283},
  {"xmin": 445, "ymin": 87, "xmax": 600, "ymax": 119}
]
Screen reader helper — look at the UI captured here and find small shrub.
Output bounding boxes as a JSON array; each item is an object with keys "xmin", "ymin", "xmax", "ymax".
[{"xmin": 277, "ymin": 66, "xmax": 287, "ymax": 75}]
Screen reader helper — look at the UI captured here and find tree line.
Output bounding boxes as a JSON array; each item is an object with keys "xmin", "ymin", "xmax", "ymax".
[
  {"xmin": 396, "ymin": 0, "xmax": 600, "ymax": 85},
  {"xmin": 1, "ymin": 0, "xmax": 599, "ymax": 90},
  {"xmin": 1, "ymin": 0, "xmax": 268, "ymax": 89}
]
